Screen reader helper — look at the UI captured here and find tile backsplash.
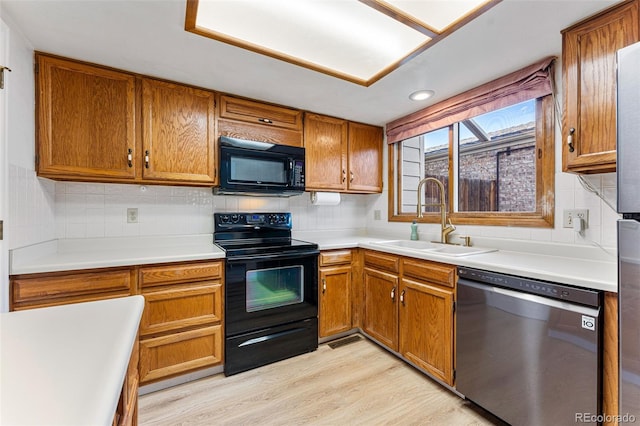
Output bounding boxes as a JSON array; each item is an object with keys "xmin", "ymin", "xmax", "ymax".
[{"xmin": 8, "ymin": 162, "xmax": 618, "ymax": 251}]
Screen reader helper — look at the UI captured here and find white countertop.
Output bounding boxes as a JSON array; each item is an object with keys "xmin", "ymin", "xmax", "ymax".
[
  {"xmin": 0, "ymin": 296, "xmax": 144, "ymax": 425},
  {"xmin": 299, "ymin": 232, "xmax": 617, "ymax": 293},
  {"xmin": 10, "ymin": 234, "xmax": 225, "ymax": 275},
  {"xmin": 10, "ymin": 232, "xmax": 617, "ymax": 293}
]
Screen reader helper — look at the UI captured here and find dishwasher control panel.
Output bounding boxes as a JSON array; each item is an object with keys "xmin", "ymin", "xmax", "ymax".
[{"xmin": 458, "ymin": 267, "xmax": 601, "ymax": 308}]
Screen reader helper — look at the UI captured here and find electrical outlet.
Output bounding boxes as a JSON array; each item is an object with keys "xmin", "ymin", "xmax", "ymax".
[
  {"xmin": 374, "ymin": 210, "xmax": 381, "ymax": 220},
  {"xmin": 563, "ymin": 209, "xmax": 588, "ymax": 228},
  {"xmin": 127, "ymin": 208, "xmax": 138, "ymax": 223}
]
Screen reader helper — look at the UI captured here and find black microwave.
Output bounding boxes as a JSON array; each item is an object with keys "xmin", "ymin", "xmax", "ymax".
[{"xmin": 214, "ymin": 136, "xmax": 305, "ymax": 197}]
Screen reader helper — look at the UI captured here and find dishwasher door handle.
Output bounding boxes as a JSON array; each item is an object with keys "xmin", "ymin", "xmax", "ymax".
[{"xmin": 459, "ymin": 279, "xmax": 600, "ymax": 317}]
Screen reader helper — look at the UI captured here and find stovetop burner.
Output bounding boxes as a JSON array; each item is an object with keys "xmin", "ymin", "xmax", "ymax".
[{"xmin": 213, "ymin": 212, "xmax": 317, "ymax": 256}]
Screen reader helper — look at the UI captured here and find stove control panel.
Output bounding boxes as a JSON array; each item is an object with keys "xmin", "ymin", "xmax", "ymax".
[{"xmin": 215, "ymin": 212, "xmax": 292, "ymax": 229}]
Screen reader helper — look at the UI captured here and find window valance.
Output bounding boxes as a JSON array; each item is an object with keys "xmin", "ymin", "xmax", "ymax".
[{"xmin": 385, "ymin": 56, "xmax": 556, "ymax": 144}]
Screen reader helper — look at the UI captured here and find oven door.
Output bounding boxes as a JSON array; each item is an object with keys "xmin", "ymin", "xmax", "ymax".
[{"xmin": 225, "ymin": 250, "xmax": 319, "ymax": 336}]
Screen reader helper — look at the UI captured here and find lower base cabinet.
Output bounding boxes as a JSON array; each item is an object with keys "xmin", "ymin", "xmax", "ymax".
[
  {"xmin": 362, "ymin": 250, "xmax": 456, "ymax": 387},
  {"xmin": 319, "ymin": 250, "xmax": 354, "ymax": 337},
  {"xmin": 9, "ymin": 258, "xmax": 225, "ymax": 420}
]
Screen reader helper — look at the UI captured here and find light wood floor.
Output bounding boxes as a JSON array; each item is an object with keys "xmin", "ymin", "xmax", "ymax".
[{"xmin": 139, "ymin": 335, "xmax": 504, "ymax": 425}]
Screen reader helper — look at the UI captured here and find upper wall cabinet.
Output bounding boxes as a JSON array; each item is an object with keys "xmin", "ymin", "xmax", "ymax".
[
  {"xmin": 304, "ymin": 113, "xmax": 383, "ymax": 193},
  {"xmin": 217, "ymin": 94, "xmax": 303, "ymax": 147},
  {"xmin": 141, "ymin": 78, "xmax": 216, "ymax": 184},
  {"xmin": 562, "ymin": 0, "xmax": 639, "ymax": 173},
  {"xmin": 35, "ymin": 54, "xmax": 217, "ymax": 186},
  {"xmin": 36, "ymin": 54, "xmax": 138, "ymax": 181}
]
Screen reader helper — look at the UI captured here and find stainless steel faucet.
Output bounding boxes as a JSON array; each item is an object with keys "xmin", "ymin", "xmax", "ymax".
[{"xmin": 416, "ymin": 177, "xmax": 456, "ymax": 244}]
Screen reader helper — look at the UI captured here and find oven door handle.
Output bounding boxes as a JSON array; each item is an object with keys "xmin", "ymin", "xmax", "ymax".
[{"xmin": 226, "ymin": 250, "xmax": 320, "ymax": 263}]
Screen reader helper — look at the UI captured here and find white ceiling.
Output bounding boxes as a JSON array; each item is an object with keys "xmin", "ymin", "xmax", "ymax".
[{"xmin": 1, "ymin": 0, "xmax": 619, "ymax": 127}]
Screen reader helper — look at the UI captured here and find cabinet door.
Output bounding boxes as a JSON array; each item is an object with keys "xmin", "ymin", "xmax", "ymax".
[
  {"xmin": 304, "ymin": 113, "xmax": 348, "ymax": 191},
  {"xmin": 141, "ymin": 78, "xmax": 216, "ymax": 184},
  {"xmin": 562, "ymin": 0, "xmax": 639, "ymax": 173},
  {"xmin": 36, "ymin": 54, "xmax": 137, "ymax": 180},
  {"xmin": 399, "ymin": 277, "xmax": 454, "ymax": 386},
  {"xmin": 319, "ymin": 266, "xmax": 352, "ymax": 337},
  {"xmin": 347, "ymin": 122, "xmax": 383, "ymax": 192},
  {"xmin": 363, "ymin": 267, "xmax": 399, "ymax": 351}
]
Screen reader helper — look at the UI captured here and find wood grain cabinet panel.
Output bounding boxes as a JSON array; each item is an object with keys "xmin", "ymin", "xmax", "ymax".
[
  {"xmin": 319, "ymin": 265, "xmax": 352, "ymax": 337},
  {"xmin": 304, "ymin": 113, "xmax": 349, "ymax": 191},
  {"xmin": 399, "ymin": 277, "xmax": 454, "ymax": 386},
  {"xmin": 140, "ymin": 283, "xmax": 222, "ymax": 337},
  {"xmin": 363, "ymin": 266, "xmax": 399, "ymax": 351},
  {"xmin": 141, "ymin": 78, "xmax": 216, "ymax": 184},
  {"xmin": 562, "ymin": 0, "xmax": 640, "ymax": 173},
  {"xmin": 217, "ymin": 94, "xmax": 303, "ymax": 147},
  {"xmin": 364, "ymin": 250, "xmax": 400, "ymax": 274},
  {"xmin": 347, "ymin": 122, "xmax": 383, "ymax": 193},
  {"xmin": 139, "ymin": 261, "xmax": 223, "ymax": 289},
  {"xmin": 402, "ymin": 258, "xmax": 456, "ymax": 288},
  {"xmin": 11, "ymin": 268, "xmax": 133, "ymax": 310},
  {"xmin": 139, "ymin": 325, "xmax": 223, "ymax": 384},
  {"xmin": 36, "ymin": 53, "xmax": 137, "ymax": 181},
  {"xmin": 304, "ymin": 113, "xmax": 383, "ymax": 193}
]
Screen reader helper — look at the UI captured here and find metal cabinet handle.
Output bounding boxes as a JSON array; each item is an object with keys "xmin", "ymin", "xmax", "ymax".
[
  {"xmin": 350, "ymin": 171, "xmax": 354, "ymax": 183},
  {"xmin": 342, "ymin": 169, "xmax": 346, "ymax": 183},
  {"xmin": 400, "ymin": 289, "xmax": 406, "ymax": 306},
  {"xmin": 391, "ymin": 286, "xmax": 396, "ymax": 301},
  {"xmin": 258, "ymin": 118, "xmax": 273, "ymax": 124},
  {"xmin": 144, "ymin": 150, "xmax": 150, "ymax": 168},
  {"xmin": 567, "ymin": 127, "xmax": 575, "ymax": 153},
  {"xmin": 322, "ymin": 278, "xmax": 327, "ymax": 294},
  {"xmin": 127, "ymin": 148, "xmax": 133, "ymax": 168}
]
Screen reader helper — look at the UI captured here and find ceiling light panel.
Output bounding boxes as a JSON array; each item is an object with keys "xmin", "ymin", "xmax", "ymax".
[
  {"xmin": 379, "ymin": 0, "xmax": 494, "ymax": 33},
  {"xmin": 191, "ymin": 0, "xmax": 430, "ymax": 83}
]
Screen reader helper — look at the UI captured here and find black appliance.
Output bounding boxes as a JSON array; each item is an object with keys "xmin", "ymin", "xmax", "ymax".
[
  {"xmin": 214, "ymin": 212, "xmax": 319, "ymax": 376},
  {"xmin": 214, "ymin": 136, "xmax": 305, "ymax": 197}
]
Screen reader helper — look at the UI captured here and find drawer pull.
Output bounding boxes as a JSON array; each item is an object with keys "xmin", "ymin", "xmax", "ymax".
[{"xmin": 258, "ymin": 118, "xmax": 273, "ymax": 124}]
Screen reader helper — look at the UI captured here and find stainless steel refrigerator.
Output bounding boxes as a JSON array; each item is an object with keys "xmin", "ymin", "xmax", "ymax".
[{"xmin": 617, "ymin": 41, "xmax": 640, "ymax": 420}]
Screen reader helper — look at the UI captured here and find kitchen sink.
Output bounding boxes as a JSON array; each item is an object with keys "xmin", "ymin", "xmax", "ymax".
[
  {"xmin": 371, "ymin": 240, "xmax": 497, "ymax": 257},
  {"xmin": 373, "ymin": 240, "xmax": 439, "ymax": 250},
  {"xmin": 428, "ymin": 245, "xmax": 497, "ymax": 257}
]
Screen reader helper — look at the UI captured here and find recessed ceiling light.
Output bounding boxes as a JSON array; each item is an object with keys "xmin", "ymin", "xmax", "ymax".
[
  {"xmin": 185, "ymin": 0, "xmax": 500, "ymax": 86},
  {"xmin": 409, "ymin": 90, "xmax": 435, "ymax": 101}
]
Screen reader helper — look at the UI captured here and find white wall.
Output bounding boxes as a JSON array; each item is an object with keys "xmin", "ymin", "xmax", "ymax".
[{"xmin": 4, "ymin": 14, "xmax": 56, "ymax": 251}]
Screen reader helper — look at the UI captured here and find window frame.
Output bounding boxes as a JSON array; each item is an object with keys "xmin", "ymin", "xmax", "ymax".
[{"xmin": 388, "ymin": 95, "xmax": 554, "ymax": 228}]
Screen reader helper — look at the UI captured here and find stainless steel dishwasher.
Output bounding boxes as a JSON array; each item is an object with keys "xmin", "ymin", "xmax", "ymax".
[{"xmin": 456, "ymin": 267, "xmax": 602, "ymax": 426}]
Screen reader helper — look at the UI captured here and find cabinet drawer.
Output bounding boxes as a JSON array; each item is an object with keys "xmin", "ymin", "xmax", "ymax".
[
  {"xmin": 11, "ymin": 269, "xmax": 132, "ymax": 307},
  {"xmin": 139, "ymin": 325, "xmax": 223, "ymax": 383},
  {"xmin": 139, "ymin": 261, "xmax": 223, "ymax": 288},
  {"xmin": 402, "ymin": 258, "xmax": 456, "ymax": 288},
  {"xmin": 320, "ymin": 249, "xmax": 353, "ymax": 266},
  {"xmin": 219, "ymin": 95, "xmax": 302, "ymax": 131},
  {"xmin": 364, "ymin": 250, "xmax": 400, "ymax": 273},
  {"xmin": 140, "ymin": 283, "xmax": 223, "ymax": 336}
]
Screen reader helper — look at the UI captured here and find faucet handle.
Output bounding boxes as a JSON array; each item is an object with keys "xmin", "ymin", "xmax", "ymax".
[
  {"xmin": 447, "ymin": 218, "xmax": 456, "ymax": 230},
  {"xmin": 459, "ymin": 235, "xmax": 472, "ymax": 247}
]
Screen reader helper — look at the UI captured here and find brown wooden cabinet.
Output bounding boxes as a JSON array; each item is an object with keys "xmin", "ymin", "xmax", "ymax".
[
  {"xmin": 138, "ymin": 260, "xmax": 224, "ymax": 384},
  {"xmin": 9, "ymin": 258, "xmax": 225, "ymax": 415},
  {"xmin": 318, "ymin": 250, "xmax": 353, "ymax": 337},
  {"xmin": 562, "ymin": 0, "xmax": 640, "ymax": 173},
  {"xmin": 36, "ymin": 53, "xmax": 137, "ymax": 181},
  {"xmin": 362, "ymin": 250, "xmax": 400, "ymax": 350},
  {"xmin": 217, "ymin": 94, "xmax": 303, "ymax": 147},
  {"xmin": 141, "ymin": 78, "xmax": 216, "ymax": 184},
  {"xmin": 362, "ymin": 250, "xmax": 456, "ymax": 386},
  {"xmin": 399, "ymin": 258, "xmax": 455, "ymax": 386},
  {"xmin": 304, "ymin": 113, "xmax": 383, "ymax": 193},
  {"xmin": 35, "ymin": 54, "xmax": 217, "ymax": 186}
]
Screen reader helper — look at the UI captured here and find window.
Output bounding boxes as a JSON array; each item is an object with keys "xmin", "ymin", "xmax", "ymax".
[{"xmin": 389, "ymin": 95, "xmax": 554, "ymax": 227}]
